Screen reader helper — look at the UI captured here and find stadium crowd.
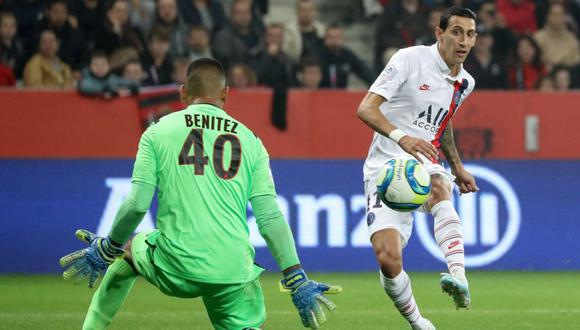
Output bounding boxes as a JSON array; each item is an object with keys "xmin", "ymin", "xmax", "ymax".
[
  {"xmin": 372, "ymin": 0, "xmax": 580, "ymax": 91},
  {"xmin": 0, "ymin": 0, "xmax": 579, "ymax": 94}
]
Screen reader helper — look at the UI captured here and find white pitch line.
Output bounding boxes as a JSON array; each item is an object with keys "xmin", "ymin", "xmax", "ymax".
[{"xmin": 267, "ymin": 308, "xmax": 580, "ymax": 316}]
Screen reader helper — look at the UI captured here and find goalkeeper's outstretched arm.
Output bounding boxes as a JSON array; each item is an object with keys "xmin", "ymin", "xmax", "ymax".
[
  {"xmin": 108, "ymin": 181, "xmax": 155, "ymax": 245},
  {"xmin": 251, "ymin": 194, "xmax": 300, "ymax": 272},
  {"xmin": 61, "ymin": 126, "xmax": 157, "ymax": 288},
  {"xmin": 252, "ymin": 194, "xmax": 341, "ymax": 329}
]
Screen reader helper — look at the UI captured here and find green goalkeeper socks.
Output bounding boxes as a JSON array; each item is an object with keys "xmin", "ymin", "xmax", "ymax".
[{"xmin": 82, "ymin": 259, "xmax": 137, "ymax": 330}]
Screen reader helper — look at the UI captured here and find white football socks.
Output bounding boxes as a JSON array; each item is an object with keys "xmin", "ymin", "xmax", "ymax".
[
  {"xmin": 432, "ymin": 200, "xmax": 467, "ymax": 285},
  {"xmin": 380, "ymin": 270, "xmax": 429, "ymax": 327}
]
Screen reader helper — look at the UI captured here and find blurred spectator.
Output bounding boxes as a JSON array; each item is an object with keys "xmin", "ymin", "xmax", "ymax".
[
  {"xmin": 109, "ymin": 46, "xmax": 140, "ymax": 72},
  {"xmin": 535, "ymin": 0, "xmax": 580, "ymax": 31},
  {"xmin": 534, "ymin": 3, "xmax": 580, "ymax": 68},
  {"xmin": 282, "ymin": 0, "xmax": 325, "ymax": 64},
  {"xmin": 78, "ymin": 50, "xmax": 138, "ymax": 97},
  {"xmin": 95, "ymin": 0, "xmax": 146, "ymax": 55},
  {"xmin": 296, "ymin": 56, "xmax": 322, "ymax": 89},
  {"xmin": 362, "ymin": 0, "xmax": 385, "ymax": 18},
  {"xmin": 178, "ymin": 0, "xmax": 226, "ymax": 35},
  {"xmin": 0, "ymin": 61, "xmax": 15, "ymax": 85},
  {"xmin": 464, "ymin": 27, "xmax": 508, "ymax": 89},
  {"xmin": 212, "ymin": 0, "xmax": 262, "ymax": 69},
  {"xmin": 122, "ymin": 59, "xmax": 147, "ymax": 85},
  {"xmin": 186, "ymin": 25, "xmax": 213, "ymax": 61},
  {"xmin": 319, "ymin": 24, "xmax": 374, "ymax": 88},
  {"xmin": 251, "ymin": 23, "xmax": 292, "ymax": 88},
  {"xmin": 536, "ymin": 74, "xmax": 554, "ymax": 91},
  {"xmin": 152, "ymin": 0, "xmax": 189, "ymax": 57},
  {"xmin": 476, "ymin": 1, "xmax": 515, "ymax": 62},
  {"xmin": 141, "ymin": 26, "xmax": 173, "ymax": 85},
  {"xmin": 250, "ymin": 0, "xmax": 268, "ymax": 30},
  {"xmin": 496, "ymin": 0, "xmax": 537, "ymax": 35},
  {"xmin": 12, "ymin": 0, "xmax": 44, "ymax": 47},
  {"xmin": 0, "ymin": 1, "xmax": 12, "ymax": 11},
  {"xmin": 23, "ymin": 30, "xmax": 73, "ymax": 87},
  {"xmin": 223, "ymin": 0, "xmax": 268, "ymax": 31},
  {"xmin": 252, "ymin": 23, "xmax": 292, "ymax": 130},
  {"xmin": 227, "ymin": 62, "xmax": 256, "ymax": 88},
  {"xmin": 415, "ymin": 7, "xmax": 443, "ymax": 46},
  {"xmin": 0, "ymin": 11, "xmax": 25, "ymax": 78},
  {"xmin": 68, "ymin": 0, "xmax": 107, "ymax": 50},
  {"xmin": 37, "ymin": 0, "xmax": 86, "ymax": 74},
  {"xmin": 252, "ymin": 1, "xmax": 269, "ymax": 17},
  {"xmin": 571, "ymin": 63, "xmax": 580, "ymax": 88},
  {"xmin": 552, "ymin": 65, "xmax": 572, "ymax": 91},
  {"xmin": 375, "ymin": 0, "xmax": 429, "ymax": 72},
  {"xmin": 172, "ymin": 56, "xmax": 189, "ymax": 83},
  {"xmin": 222, "ymin": 1, "xmax": 267, "ymax": 15},
  {"xmin": 128, "ymin": 0, "xmax": 155, "ymax": 31},
  {"xmin": 507, "ymin": 36, "xmax": 546, "ymax": 89}
]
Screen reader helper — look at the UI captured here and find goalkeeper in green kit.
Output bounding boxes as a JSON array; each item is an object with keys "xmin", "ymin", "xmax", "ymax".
[{"xmin": 60, "ymin": 58, "xmax": 340, "ymax": 330}]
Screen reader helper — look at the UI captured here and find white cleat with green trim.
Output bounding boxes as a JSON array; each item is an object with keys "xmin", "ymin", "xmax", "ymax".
[{"xmin": 440, "ymin": 273, "xmax": 470, "ymax": 309}]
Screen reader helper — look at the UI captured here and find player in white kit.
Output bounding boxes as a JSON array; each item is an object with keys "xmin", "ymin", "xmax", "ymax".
[{"xmin": 356, "ymin": 6, "xmax": 479, "ymax": 330}]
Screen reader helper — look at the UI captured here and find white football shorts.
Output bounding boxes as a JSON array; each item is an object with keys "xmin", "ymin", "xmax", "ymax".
[{"xmin": 364, "ymin": 160, "xmax": 454, "ymax": 247}]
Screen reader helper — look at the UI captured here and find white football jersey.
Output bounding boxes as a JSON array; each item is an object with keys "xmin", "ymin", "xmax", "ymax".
[{"xmin": 363, "ymin": 43, "xmax": 475, "ymax": 181}]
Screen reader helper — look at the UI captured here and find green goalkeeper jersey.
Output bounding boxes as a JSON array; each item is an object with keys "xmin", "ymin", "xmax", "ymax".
[{"xmin": 131, "ymin": 103, "xmax": 276, "ymax": 284}]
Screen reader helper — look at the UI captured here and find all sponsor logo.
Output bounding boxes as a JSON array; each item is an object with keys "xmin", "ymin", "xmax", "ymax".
[
  {"xmin": 415, "ymin": 165, "xmax": 521, "ymax": 267},
  {"xmin": 96, "ymin": 165, "xmax": 520, "ymax": 267}
]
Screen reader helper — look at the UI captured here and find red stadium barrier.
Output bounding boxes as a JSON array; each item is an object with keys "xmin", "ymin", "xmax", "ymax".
[
  {"xmin": 227, "ymin": 89, "xmax": 372, "ymax": 158},
  {"xmin": 0, "ymin": 89, "xmax": 142, "ymax": 158},
  {"xmin": 1, "ymin": 89, "xmax": 579, "ymax": 159}
]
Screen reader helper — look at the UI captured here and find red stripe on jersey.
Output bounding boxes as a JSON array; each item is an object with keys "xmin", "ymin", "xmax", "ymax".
[{"xmin": 432, "ymin": 79, "xmax": 465, "ymax": 149}]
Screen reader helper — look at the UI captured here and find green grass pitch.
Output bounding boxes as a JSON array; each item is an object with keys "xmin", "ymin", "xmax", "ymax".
[{"xmin": 1, "ymin": 272, "xmax": 579, "ymax": 329}]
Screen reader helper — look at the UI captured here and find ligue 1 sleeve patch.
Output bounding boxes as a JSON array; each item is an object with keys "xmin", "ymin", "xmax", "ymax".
[{"xmin": 380, "ymin": 65, "xmax": 398, "ymax": 82}]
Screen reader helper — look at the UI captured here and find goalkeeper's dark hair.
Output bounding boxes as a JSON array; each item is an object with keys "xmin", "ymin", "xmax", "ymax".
[
  {"xmin": 184, "ymin": 58, "xmax": 227, "ymax": 97},
  {"xmin": 186, "ymin": 58, "xmax": 225, "ymax": 77},
  {"xmin": 439, "ymin": 6, "xmax": 477, "ymax": 31}
]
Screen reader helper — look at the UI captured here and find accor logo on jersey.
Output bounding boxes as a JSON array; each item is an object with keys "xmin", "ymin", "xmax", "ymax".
[{"xmin": 412, "ymin": 105, "xmax": 448, "ymax": 133}]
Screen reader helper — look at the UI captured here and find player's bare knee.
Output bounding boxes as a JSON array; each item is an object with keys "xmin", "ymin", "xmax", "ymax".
[
  {"xmin": 371, "ymin": 230, "xmax": 403, "ymax": 277},
  {"xmin": 428, "ymin": 175, "xmax": 451, "ymax": 206},
  {"xmin": 375, "ymin": 248, "xmax": 402, "ymax": 278}
]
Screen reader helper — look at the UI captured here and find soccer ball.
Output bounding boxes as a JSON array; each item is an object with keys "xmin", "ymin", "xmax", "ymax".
[{"xmin": 376, "ymin": 158, "xmax": 431, "ymax": 212}]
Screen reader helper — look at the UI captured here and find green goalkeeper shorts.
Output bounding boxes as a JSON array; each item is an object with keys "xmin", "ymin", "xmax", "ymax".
[{"xmin": 131, "ymin": 230, "xmax": 266, "ymax": 330}]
